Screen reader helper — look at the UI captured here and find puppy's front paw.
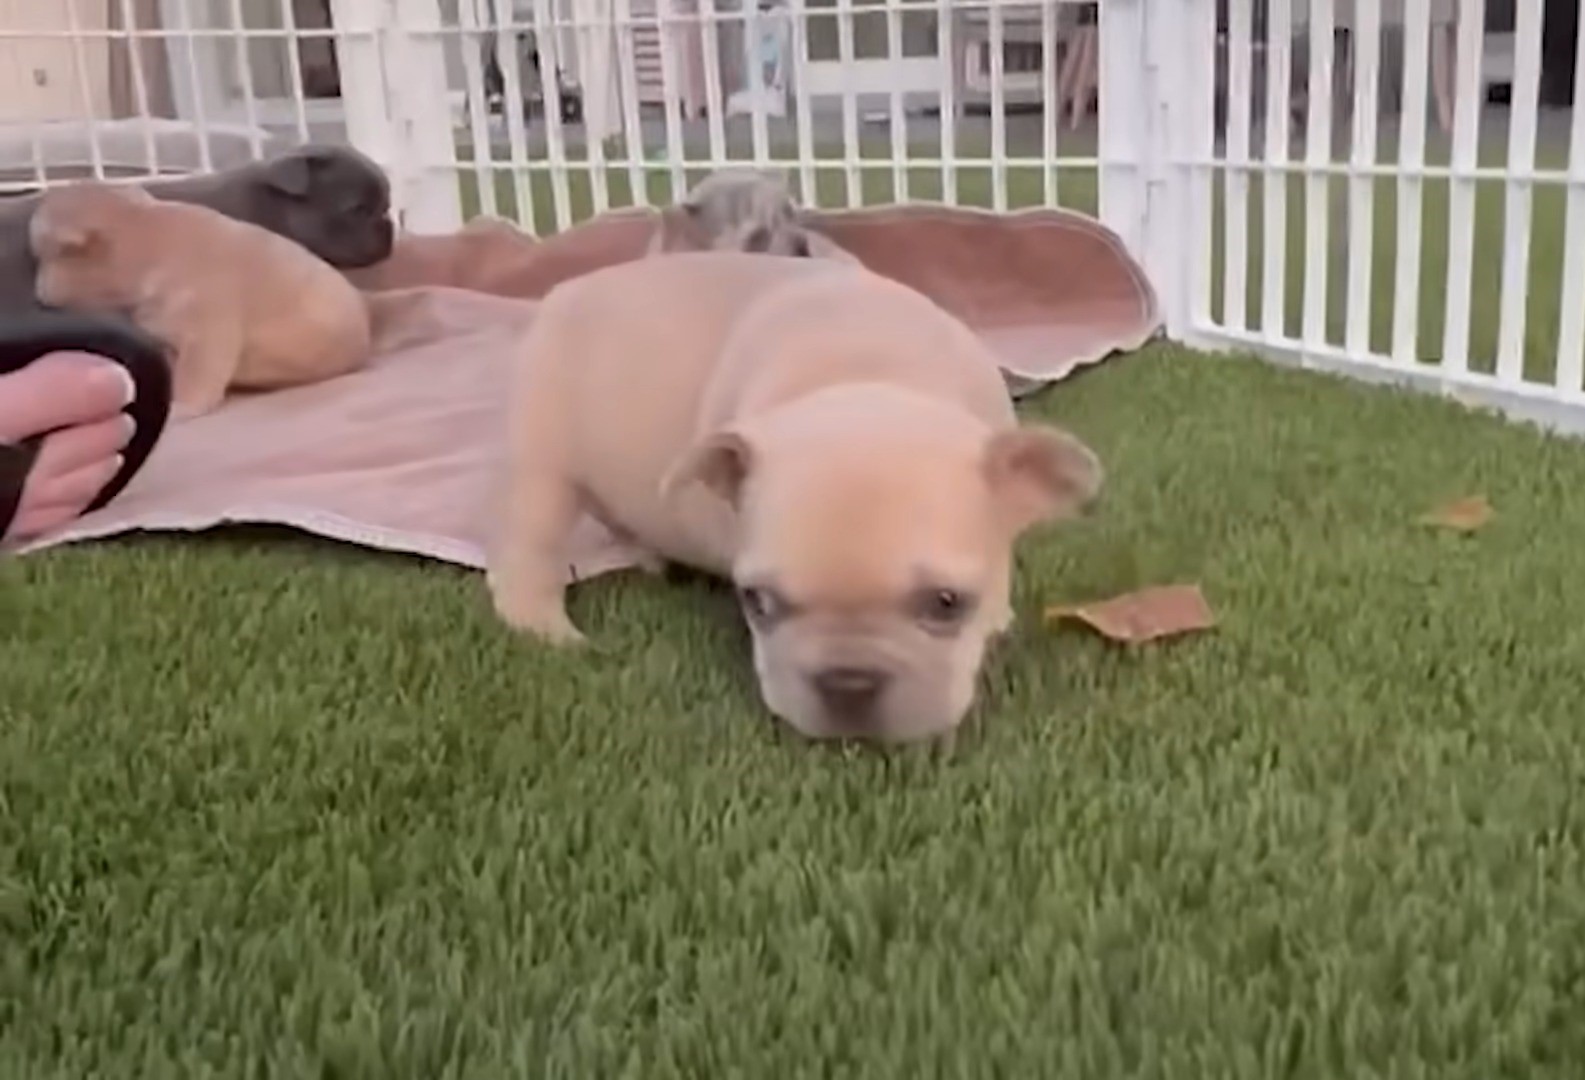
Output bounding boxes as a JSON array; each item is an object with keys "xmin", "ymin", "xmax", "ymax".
[
  {"xmin": 489, "ymin": 586, "xmax": 587, "ymax": 647},
  {"xmin": 169, "ymin": 400, "xmax": 217, "ymax": 423},
  {"xmin": 507, "ymin": 608, "xmax": 588, "ymax": 648},
  {"xmin": 633, "ymin": 549, "xmax": 668, "ymax": 576}
]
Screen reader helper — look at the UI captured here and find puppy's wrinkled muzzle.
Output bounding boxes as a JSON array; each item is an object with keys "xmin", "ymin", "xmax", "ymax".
[
  {"xmin": 337, "ymin": 218, "xmax": 395, "ymax": 268},
  {"xmin": 811, "ymin": 665, "xmax": 890, "ymax": 727}
]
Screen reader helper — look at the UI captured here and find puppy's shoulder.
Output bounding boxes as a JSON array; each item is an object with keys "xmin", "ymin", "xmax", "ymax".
[
  {"xmin": 153, "ymin": 197, "xmax": 253, "ymax": 241},
  {"xmin": 250, "ymin": 220, "xmax": 351, "ymax": 281}
]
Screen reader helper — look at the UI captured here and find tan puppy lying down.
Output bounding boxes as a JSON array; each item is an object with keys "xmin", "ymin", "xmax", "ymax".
[
  {"xmin": 30, "ymin": 181, "xmax": 371, "ymax": 419},
  {"xmin": 489, "ymin": 253, "xmax": 1102, "ymax": 744}
]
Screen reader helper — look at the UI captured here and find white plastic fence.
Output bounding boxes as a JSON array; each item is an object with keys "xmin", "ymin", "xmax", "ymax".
[{"xmin": 2, "ymin": 1, "xmax": 1583, "ymax": 430}]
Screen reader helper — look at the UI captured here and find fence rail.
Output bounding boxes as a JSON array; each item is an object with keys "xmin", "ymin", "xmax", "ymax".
[{"xmin": 3, "ymin": 0, "xmax": 1583, "ymax": 430}]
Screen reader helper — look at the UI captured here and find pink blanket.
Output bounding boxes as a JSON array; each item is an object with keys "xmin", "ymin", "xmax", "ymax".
[{"xmin": 16, "ymin": 205, "xmax": 1160, "ymax": 573}]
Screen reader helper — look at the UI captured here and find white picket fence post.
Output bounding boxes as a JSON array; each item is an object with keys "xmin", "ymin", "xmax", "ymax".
[
  {"xmin": 1098, "ymin": 0, "xmax": 1218, "ymax": 341},
  {"xmin": 389, "ymin": 0, "xmax": 466, "ymax": 232},
  {"xmin": 329, "ymin": 0, "xmax": 462, "ymax": 234},
  {"xmin": 1096, "ymin": 0, "xmax": 1151, "ymax": 274}
]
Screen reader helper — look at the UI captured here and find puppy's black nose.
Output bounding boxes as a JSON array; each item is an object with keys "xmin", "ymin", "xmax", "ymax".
[{"xmin": 812, "ymin": 666, "xmax": 889, "ymax": 719}]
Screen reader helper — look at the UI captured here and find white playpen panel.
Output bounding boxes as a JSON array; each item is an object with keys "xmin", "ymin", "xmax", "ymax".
[
  {"xmin": 1198, "ymin": 0, "xmax": 1585, "ymax": 434},
  {"xmin": 3, "ymin": 1, "xmax": 1585, "ymax": 433}
]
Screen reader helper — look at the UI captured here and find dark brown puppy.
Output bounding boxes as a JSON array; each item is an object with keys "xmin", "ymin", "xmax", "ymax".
[{"xmin": 0, "ymin": 144, "xmax": 394, "ymax": 315}]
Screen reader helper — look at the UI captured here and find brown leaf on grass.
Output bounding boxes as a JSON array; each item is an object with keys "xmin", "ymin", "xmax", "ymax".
[
  {"xmin": 1418, "ymin": 495, "xmax": 1493, "ymax": 533},
  {"xmin": 1043, "ymin": 584, "xmax": 1217, "ymax": 646}
]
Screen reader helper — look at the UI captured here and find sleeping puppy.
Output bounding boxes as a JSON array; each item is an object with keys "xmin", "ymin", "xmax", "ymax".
[
  {"xmin": 648, "ymin": 168, "xmax": 859, "ymax": 264},
  {"xmin": 0, "ymin": 144, "xmax": 394, "ymax": 314},
  {"xmin": 168, "ymin": 144, "xmax": 395, "ymax": 271},
  {"xmin": 488, "ymin": 253, "xmax": 1101, "ymax": 744},
  {"xmin": 31, "ymin": 181, "xmax": 372, "ymax": 419}
]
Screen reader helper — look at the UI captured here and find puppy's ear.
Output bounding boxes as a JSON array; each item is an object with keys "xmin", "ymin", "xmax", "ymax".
[
  {"xmin": 35, "ymin": 216, "xmax": 99, "ymax": 256},
  {"xmin": 660, "ymin": 430, "xmax": 755, "ymax": 508},
  {"xmin": 655, "ymin": 203, "xmax": 711, "ymax": 252},
  {"xmin": 982, "ymin": 425, "xmax": 1103, "ymax": 533},
  {"xmin": 262, "ymin": 152, "xmax": 316, "ymax": 198},
  {"xmin": 785, "ymin": 226, "xmax": 813, "ymax": 258}
]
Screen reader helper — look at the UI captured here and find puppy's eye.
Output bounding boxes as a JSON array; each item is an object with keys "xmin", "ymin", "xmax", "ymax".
[
  {"xmin": 911, "ymin": 588, "xmax": 975, "ymax": 631},
  {"xmin": 738, "ymin": 584, "xmax": 790, "ymax": 624}
]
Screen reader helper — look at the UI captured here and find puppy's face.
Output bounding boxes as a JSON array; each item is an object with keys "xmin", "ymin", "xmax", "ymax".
[
  {"xmin": 30, "ymin": 183, "xmax": 155, "ymax": 311},
  {"xmin": 658, "ymin": 170, "xmax": 815, "ymax": 258},
  {"xmin": 667, "ymin": 399, "xmax": 1102, "ymax": 743},
  {"xmin": 252, "ymin": 146, "xmax": 394, "ymax": 268}
]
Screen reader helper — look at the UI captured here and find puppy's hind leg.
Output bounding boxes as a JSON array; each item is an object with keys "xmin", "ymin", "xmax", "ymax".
[
  {"xmin": 486, "ymin": 307, "xmax": 588, "ymax": 646},
  {"xmin": 163, "ymin": 315, "xmax": 242, "ymax": 421},
  {"xmin": 487, "ymin": 466, "xmax": 587, "ymax": 646}
]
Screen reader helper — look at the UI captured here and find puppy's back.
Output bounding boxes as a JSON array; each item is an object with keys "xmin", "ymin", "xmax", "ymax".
[
  {"xmin": 242, "ymin": 223, "xmax": 371, "ymax": 383},
  {"xmin": 704, "ymin": 265, "xmax": 1015, "ymax": 432},
  {"xmin": 154, "ymin": 198, "xmax": 371, "ymax": 385},
  {"xmin": 545, "ymin": 251, "xmax": 842, "ymax": 405}
]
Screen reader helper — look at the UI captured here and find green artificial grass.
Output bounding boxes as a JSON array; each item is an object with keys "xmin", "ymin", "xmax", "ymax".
[{"xmin": 5, "ymin": 344, "xmax": 1585, "ymax": 1076}]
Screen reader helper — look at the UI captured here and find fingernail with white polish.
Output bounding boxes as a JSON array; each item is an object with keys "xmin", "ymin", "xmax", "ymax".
[{"xmin": 97, "ymin": 363, "xmax": 136, "ymax": 407}]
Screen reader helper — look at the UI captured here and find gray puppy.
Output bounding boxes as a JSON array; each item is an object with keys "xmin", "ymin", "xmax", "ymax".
[
  {"xmin": 648, "ymin": 168, "xmax": 857, "ymax": 263},
  {"xmin": 0, "ymin": 144, "xmax": 394, "ymax": 315}
]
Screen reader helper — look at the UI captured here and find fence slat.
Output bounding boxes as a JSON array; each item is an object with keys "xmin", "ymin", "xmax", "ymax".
[
  {"xmin": 173, "ymin": 0, "xmax": 215, "ymax": 173},
  {"xmin": 1222, "ymin": 0, "xmax": 1254, "ymax": 333},
  {"xmin": 1180, "ymin": 0, "xmax": 1217, "ymax": 333},
  {"xmin": 612, "ymin": 0, "xmax": 649, "ymax": 206},
  {"xmin": 1557, "ymin": 8, "xmax": 1585, "ymax": 394},
  {"xmin": 1260, "ymin": 0, "xmax": 1293, "ymax": 340},
  {"xmin": 698, "ymin": 0, "xmax": 729, "ymax": 170},
  {"xmin": 115, "ymin": 0, "xmax": 161, "ymax": 176},
  {"xmin": 225, "ymin": 0, "xmax": 266, "ymax": 160},
  {"xmin": 490, "ymin": 0, "xmax": 538, "ymax": 231},
  {"xmin": 456, "ymin": 0, "xmax": 499, "ymax": 219},
  {"xmin": 655, "ymin": 0, "xmax": 690, "ymax": 203},
  {"xmin": 1344, "ymin": 1, "xmax": 1382, "ymax": 357},
  {"xmin": 1040, "ymin": 0, "xmax": 1059, "ymax": 207},
  {"xmin": 389, "ymin": 0, "xmax": 462, "ymax": 232},
  {"xmin": 935, "ymin": 0, "xmax": 958, "ymax": 204},
  {"xmin": 1496, "ymin": 1, "xmax": 1544, "ymax": 384},
  {"xmin": 835, "ymin": 0, "xmax": 862, "ymax": 204},
  {"xmin": 1440, "ymin": 0, "xmax": 1488, "ymax": 376},
  {"xmin": 529, "ymin": 0, "xmax": 573, "ymax": 230},
  {"xmin": 1301, "ymin": 0, "xmax": 1336, "ymax": 349},
  {"xmin": 788, "ymin": 0, "xmax": 820, "ymax": 205},
  {"xmin": 747, "ymin": 2, "xmax": 774, "ymax": 170},
  {"xmin": 277, "ymin": 0, "xmax": 313, "ymax": 143},
  {"xmin": 1392, "ymin": 0, "xmax": 1433, "ymax": 365},
  {"xmin": 329, "ymin": 0, "xmax": 389, "ymax": 193},
  {"xmin": 988, "ymin": 0, "xmax": 1008, "ymax": 212},
  {"xmin": 886, "ymin": 0, "xmax": 909, "ymax": 202},
  {"xmin": 579, "ymin": 0, "xmax": 613, "ymax": 214},
  {"xmin": 64, "ymin": 0, "xmax": 107, "ymax": 180}
]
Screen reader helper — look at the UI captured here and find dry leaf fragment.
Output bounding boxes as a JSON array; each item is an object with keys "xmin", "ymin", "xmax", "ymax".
[
  {"xmin": 1043, "ymin": 584, "xmax": 1217, "ymax": 645},
  {"xmin": 1418, "ymin": 495, "xmax": 1493, "ymax": 533}
]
